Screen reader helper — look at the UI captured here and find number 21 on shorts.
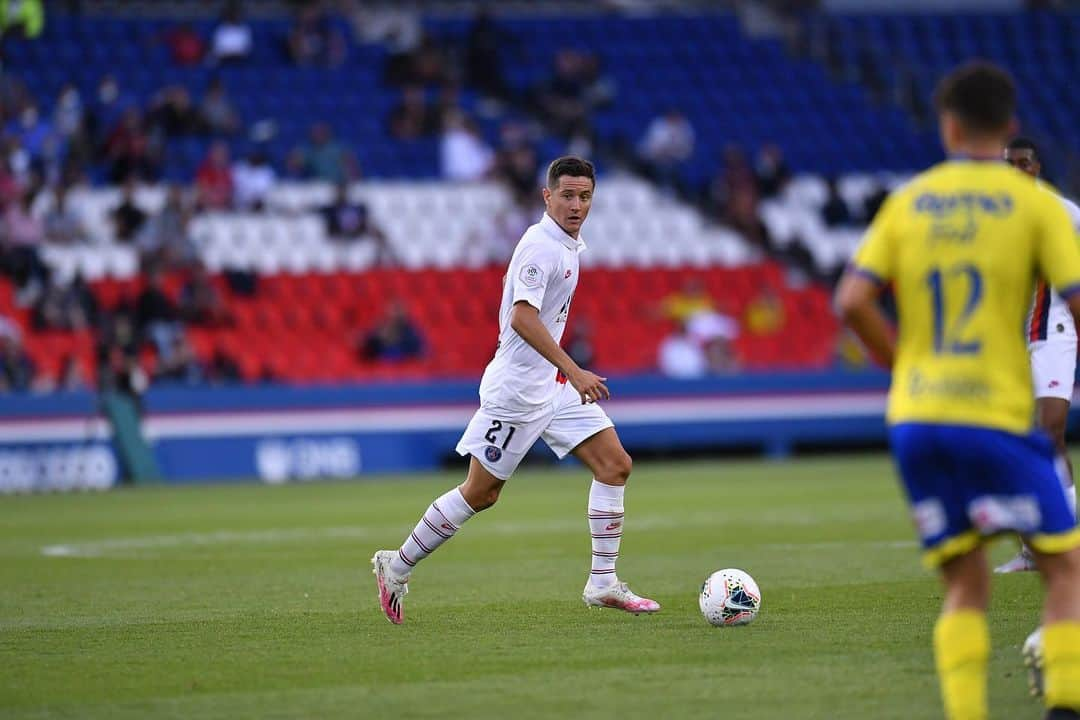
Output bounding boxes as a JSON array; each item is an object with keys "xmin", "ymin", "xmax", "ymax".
[{"xmin": 484, "ymin": 420, "xmax": 517, "ymax": 450}]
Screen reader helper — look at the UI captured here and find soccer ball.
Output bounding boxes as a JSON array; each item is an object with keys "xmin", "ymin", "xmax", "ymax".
[{"xmin": 699, "ymin": 568, "xmax": 761, "ymax": 627}]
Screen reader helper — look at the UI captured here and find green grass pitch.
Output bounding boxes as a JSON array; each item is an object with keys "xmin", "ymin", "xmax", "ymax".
[{"xmin": 0, "ymin": 455, "xmax": 1052, "ymax": 719}]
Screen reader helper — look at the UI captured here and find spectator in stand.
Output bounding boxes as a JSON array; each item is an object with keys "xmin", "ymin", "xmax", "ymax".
[
  {"xmin": 134, "ymin": 267, "xmax": 180, "ymax": 360},
  {"xmin": 195, "ymin": 141, "xmax": 234, "ymax": 210},
  {"xmin": 836, "ymin": 327, "xmax": 870, "ymax": 370},
  {"xmin": 703, "ymin": 333, "xmax": 740, "ymax": 374},
  {"xmin": 822, "ymin": 177, "xmax": 852, "ymax": 227},
  {"xmin": 287, "ymin": 3, "xmax": 346, "ymax": 68},
  {"xmin": 104, "ymin": 108, "xmax": 158, "ymax": 183},
  {"xmin": 0, "ymin": 138, "xmax": 23, "ymax": 206},
  {"xmin": 755, "ymin": 143, "xmax": 791, "ymax": 198},
  {"xmin": 495, "ymin": 139, "xmax": 541, "ymax": 205},
  {"xmin": 361, "ymin": 301, "xmax": 424, "ymax": 362},
  {"xmin": 440, "ymin": 111, "xmax": 494, "ymax": 182},
  {"xmin": 148, "ymin": 86, "xmax": 204, "ymax": 138},
  {"xmin": 724, "ymin": 181, "xmax": 771, "ymax": 250},
  {"xmin": 55, "ymin": 353, "xmax": 88, "ymax": 392},
  {"xmin": 5, "ymin": 103, "xmax": 56, "ymax": 169},
  {"xmin": 659, "ymin": 276, "xmax": 715, "ymax": 324},
  {"xmin": 0, "ymin": 0, "xmax": 43, "ymax": 41},
  {"xmin": 464, "ymin": 8, "xmax": 511, "ymax": 102},
  {"xmin": 400, "ymin": 34, "xmax": 451, "ymax": 87},
  {"xmin": 164, "ymin": 22, "xmax": 206, "ymax": 67},
  {"xmin": 709, "ymin": 146, "xmax": 770, "ymax": 250},
  {"xmin": 637, "ymin": 109, "xmax": 694, "ymax": 195},
  {"xmin": 538, "ymin": 49, "xmax": 614, "ymax": 138},
  {"xmin": 1, "ymin": 190, "xmax": 48, "ymax": 305},
  {"xmin": 347, "ymin": 2, "xmax": 421, "ymax": 52},
  {"xmin": 658, "ymin": 322, "xmax": 706, "ymax": 379},
  {"xmin": 200, "ymin": 78, "xmax": 240, "ymax": 136},
  {"xmin": 232, "ymin": 147, "xmax": 276, "ymax": 211},
  {"xmin": 743, "ymin": 286, "xmax": 787, "ymax": 336},
  {"xmin": 110, "ymin": 177, "xmax": 148, "ymax": 242},
  {"xmin": 658, "ymin": 276, "xmax": 740, "ymax": 372},
  {"xmin": 388, "ymin": 86, "xmax": 439, "ymax": 140},
  {"xmin": 1, "ymin": 134, "xmax": 33, "ymax": 196},
  {"xmin": 210, "ymin": 1, "xmax": 253, "ymax": 66},
  {"xmin": 52, "ymin": 83, "xmax": 85, "ymax": 145},
  {"xmin": 862, "ymin": 183, "xmax": 889, "ymax": 223},
  {"xmin": 434, "ymin": 83, "xmax": 465, "ymax": 130},
  {"xmin": 288, "ymin": 123, "xmax": 357, "ymax": 184},
  {"xmin": 87, "ymin": 75, "xmax": 133, "ymax": 150},
  {"xmin": 538, "ymin": 49, "xmax": 590, "ymax": 138},
  {"xmin": 137, "ymin": 185, "xmax": 198, "ymax": 272},
  {"xmin": 154, "ymin": 334, "xmax": 204, "ymax": 386},
  {"xmin": 53, "ymin": 85, "xmax": 93, "ymax": 180},
  {"xmin": 206, "ymin": 346, "xmax": 242, "ymax": 385},
  {"xmin": 566, "ymin": 318, "xmax": 595, "ymax": 369},
  {"xmin": 686, "ymin": 307, "xmax": 739, "ymax": 350},
  {"xmin": 659, "ymin": 313, "xmax": 740, "ymax": 378},
  {"xmin": 179, "ymin": 265, "xmax": 230, "ymax": 326},
  {"xmin": 42, "ymin": 183, "xmax": 89, "ymax": 244},
  {"xmin": 321, "ymin": 182, "xmax": 393, "ymax": 263},
  {"xmin": 707, "ymin": 143, "xmax": 756, "ymax": 219},
  {"xmin": 95, "ymin": 310, "xmax": 147, "ymax": 404},
  {"xmin": 0, "ymin": 314, "xmax": 20, "ymax": 343},
  {"xmin": 33, "ymin": 273, "xmax": 96, "ymax": 331},
  {"xmin": 0, "ymin": 323, "xmax": 35, "ymax": 392}
]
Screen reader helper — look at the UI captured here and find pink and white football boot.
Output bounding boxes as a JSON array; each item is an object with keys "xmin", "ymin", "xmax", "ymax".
[
  {"xmin": 371, "ymin": 550, "xmax": 409, "ymax": 624},
  {"xmin": 583, "ymin": 581, "xmax": 661, "ymax": 615}
]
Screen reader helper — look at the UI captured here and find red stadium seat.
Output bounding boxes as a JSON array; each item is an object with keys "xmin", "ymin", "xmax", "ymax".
[{"xmin": 10, "ymin": 265, "xmax": 839, "ymax": 386}]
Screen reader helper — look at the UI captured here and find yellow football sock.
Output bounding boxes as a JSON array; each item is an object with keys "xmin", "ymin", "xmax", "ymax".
[
  {"xmin": 933, "ymin": 610, "xmax": 989, "ymax": 720},
  {"xmin": 1044, "ymin": 621, "xmax": 1080, "ymax": 711}
]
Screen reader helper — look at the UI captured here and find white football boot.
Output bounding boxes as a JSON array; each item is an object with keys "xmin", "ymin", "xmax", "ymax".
[
  {"xmin": 583, "ymin": 581, "xmax": 660, "ymax": 614},
  {"xmin": 995, "ymin": 546, "xmax": 1037, "ymax": 574},
  {"xmin": 371, "ymin": 550, "xmax": 409, "ymax": 625}
]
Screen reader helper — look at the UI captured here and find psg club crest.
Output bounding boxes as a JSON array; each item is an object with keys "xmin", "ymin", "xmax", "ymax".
[{"xmin": 485, "ymin": 446, "xmax": 502, "ymax": 462}]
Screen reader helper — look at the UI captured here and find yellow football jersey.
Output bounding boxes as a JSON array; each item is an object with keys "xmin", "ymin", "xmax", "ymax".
[{"xmin": 853, "ymin": 160, "xmax": 1080, "ymax": 434}]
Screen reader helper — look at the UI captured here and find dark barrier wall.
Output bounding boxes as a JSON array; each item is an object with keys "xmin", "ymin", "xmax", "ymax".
[{"xmin": 0, "ymin": 371, "xmax": 897, "ymax": 492}]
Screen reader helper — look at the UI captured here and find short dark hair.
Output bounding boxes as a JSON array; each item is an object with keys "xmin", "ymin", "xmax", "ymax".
[
  {"xmin": 546, "ymin": 156, "xmax": 595, "ymax": 189},
  {"xmin": 1006, "ymin": 136, "xmax": 1039, "ymax": 161},
  {"xmin": 934, "ymin": 61, "xmax": 1016, "ymax": 135}
]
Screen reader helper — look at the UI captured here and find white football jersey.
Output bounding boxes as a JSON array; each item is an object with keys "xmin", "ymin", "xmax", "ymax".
[
  {"xmin": 478, "ymin": 213, "xmax": 586, "ymax": 419},
  {"xmin": 1028, "ymin": 193, "xmax": 1080, "ymax": 343}
]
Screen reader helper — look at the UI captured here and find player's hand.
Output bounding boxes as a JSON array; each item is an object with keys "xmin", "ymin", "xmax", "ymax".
[{"xmin": 568, "ymin": 368, "xmax": 610, "ymax": 404}]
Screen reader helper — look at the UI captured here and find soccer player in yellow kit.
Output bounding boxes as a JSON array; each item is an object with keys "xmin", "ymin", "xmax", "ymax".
[{"xmin": 836, "ymin": 62, "xmax": 1080, "ymax": 720}]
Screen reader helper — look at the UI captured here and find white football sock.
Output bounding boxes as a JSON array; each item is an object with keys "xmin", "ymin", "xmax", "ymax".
[
  {"xmin": 1054, "ymin": 454, "xmax": 1076, "ymax": 518},
  {"xmin": 390, "ymin": 487, "xmax": 476, "ymax": 577},
  {"xmin": 588, "ymin": 480, "xmax": 625, "ymax": 589}
]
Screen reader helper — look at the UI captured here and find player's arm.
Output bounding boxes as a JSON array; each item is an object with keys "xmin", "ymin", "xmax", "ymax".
[
  {"xmin": 834, "ymin": 190, "xmax": 900, "ymax": 367},
  {"xmin": 834, "ymin": 271, "xmax": 895, "ymax": 368},
  {"xmin": 509, "ymin": 302, "xmax": 609, "ymax": 404},
  {"xmin": 1038, "ymin": 195, "xmax": 1080, "ymax": 334}
]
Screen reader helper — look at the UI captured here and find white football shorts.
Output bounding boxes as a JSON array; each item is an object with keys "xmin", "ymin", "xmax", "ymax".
[
  {"xmin": 1030, "ymin": 339, "xmax": 1077, "ymax": 401},
  {"xmin": 456, "ymin": 381, "xmax": 614, "ymax": 480}
]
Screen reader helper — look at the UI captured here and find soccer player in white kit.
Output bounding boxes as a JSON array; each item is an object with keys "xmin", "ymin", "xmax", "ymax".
[
  {"xmin": 997, "ymin": 137, "xmax": 1080, "ymax": 573},
  {"xmin": 371, "ymin": 156, "xmax": 660, "ymax": 623}
]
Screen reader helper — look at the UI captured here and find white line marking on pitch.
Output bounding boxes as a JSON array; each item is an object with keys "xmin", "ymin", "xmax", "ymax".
[{"xmin": 40, "ymin": 516, "xmax": 915, "ymax": 559}]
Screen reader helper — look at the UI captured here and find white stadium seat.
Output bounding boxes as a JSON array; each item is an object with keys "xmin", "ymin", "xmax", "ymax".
[{"xmin": 39, "ymin": 178, "xmax": 773, "ymax": 275}]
